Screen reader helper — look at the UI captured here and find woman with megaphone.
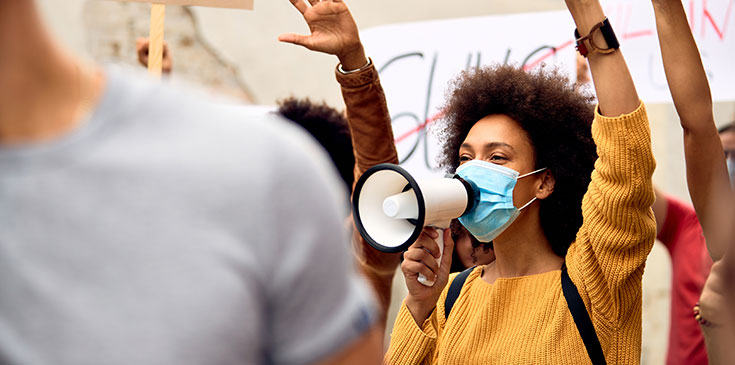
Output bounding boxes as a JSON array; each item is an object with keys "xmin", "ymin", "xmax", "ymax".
[{"xmin": 281, "ymin": 0, "xmax": 656, "ymax": 364}]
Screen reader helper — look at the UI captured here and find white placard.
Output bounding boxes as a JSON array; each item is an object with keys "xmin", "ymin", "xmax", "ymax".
[
  {"xmin": 114, "ymin": 0, "xmax": 253, "ymax": 9},
  {"xmin": 362, "ymin": 0, "xmax": 735, "ymax": 178}
]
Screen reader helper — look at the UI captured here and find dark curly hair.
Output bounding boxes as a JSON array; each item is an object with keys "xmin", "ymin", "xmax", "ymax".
[
  {"xmin": 718, "ymin": 121, "xmax": 735, "ymax": 134},
  {"xmin": 437, "ymin": 64, "xmax": 597, "ymax": 257},
  {"xmin": 277, "ymin": 97, "xmax": 354, "ymax": 194}
]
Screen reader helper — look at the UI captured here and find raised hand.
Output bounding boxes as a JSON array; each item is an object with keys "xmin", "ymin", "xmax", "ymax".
[
  {"xmin": 402, "ymin": 228, "xmax": 455, "ymax": 326},
  {"xmin": 279, "ymin": 0, "xmax": 367, "ymax": 70},
  {"xmin": 136, "ymin": 37, "xmax": 172, "ymax": 75}
]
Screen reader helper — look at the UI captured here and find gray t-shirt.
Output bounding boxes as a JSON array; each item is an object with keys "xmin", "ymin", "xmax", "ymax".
[{"xmin": 0, "ymin": 68, "xmax": 375, "ymax": 365}]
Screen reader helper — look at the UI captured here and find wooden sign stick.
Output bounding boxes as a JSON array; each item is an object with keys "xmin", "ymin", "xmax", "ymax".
[
  {"xmin": 148, "ymin": 3, "xmax": 166, "ymax": 78},
  {"xmin": 115, "ymin": 0, "xmax": 254, "ymax": 78}
]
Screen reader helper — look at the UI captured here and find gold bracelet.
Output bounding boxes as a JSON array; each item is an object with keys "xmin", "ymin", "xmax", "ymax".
[{"xmin": 693, "ymin": 302, "xmax": 712, "ymax": 327}]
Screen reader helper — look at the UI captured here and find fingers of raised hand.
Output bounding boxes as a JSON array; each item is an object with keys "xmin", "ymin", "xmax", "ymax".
[
  {"xmin": 290, "ymin": 0, "xmax": 337, "ymax": 13},
  {"xmin": 277, "ymin": 33, "xmax": 311, "ymax": 48},
  {"xmin": 289, "ymin": 0, "xmax": 309, "ymax": 14}
]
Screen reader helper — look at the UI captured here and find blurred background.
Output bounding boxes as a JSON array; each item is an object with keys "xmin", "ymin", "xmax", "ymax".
[{"xmin": 38, "ymin": 1, "xmax": 735, "ymax": 363}]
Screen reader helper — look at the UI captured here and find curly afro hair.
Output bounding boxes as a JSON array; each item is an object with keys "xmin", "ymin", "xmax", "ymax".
[
  {"xmin": 277, "ymin": 97, "xmax": 354, "ymax": 194},
  {"xmin": 437, "ymin": 64, "xmax": 598, "ymax": 257}
]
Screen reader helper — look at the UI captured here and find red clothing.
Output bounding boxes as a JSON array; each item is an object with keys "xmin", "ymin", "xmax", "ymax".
[{"xmin": 657, "ymin": 195, "xmax": 712, "ymax": 365}]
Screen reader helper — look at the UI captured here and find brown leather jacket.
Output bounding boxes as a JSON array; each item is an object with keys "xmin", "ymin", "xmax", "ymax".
[{"xmin": 335, "ymin": 62, "xmax": 402, "ymax": 328}]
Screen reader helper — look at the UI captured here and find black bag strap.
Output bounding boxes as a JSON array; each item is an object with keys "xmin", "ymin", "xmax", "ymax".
[
  {"xmin": 443, "ymin": 264, "xmax": 606, "ymax": 365},
  {"xmin": 561, "ymin": 263, "xmax": 607, "ymax": 365},
  {"xmin": 444, "ymin": 266, "xmax": 475, "ymax": 320}
]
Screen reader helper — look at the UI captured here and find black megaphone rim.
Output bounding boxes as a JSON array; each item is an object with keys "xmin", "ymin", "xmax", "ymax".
[{"xmin": 352, "ymin": 163, "xmax": 426, "ymax": 253}]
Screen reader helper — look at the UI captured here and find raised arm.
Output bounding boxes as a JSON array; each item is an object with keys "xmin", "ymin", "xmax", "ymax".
[
  {"xmin": 565, "ymin": 0, "xmax": 640, "ymax": 116},
  {"xmin": 564, "ymin": 0, "xmax": 657, "ymax": 340},
  {"xmin": 651, "ymin": 0, "xmax": 732, "ymax": 260},
  {"xmin": 279, "ymin": 0, "xmax": 401, "ymax": 331}
]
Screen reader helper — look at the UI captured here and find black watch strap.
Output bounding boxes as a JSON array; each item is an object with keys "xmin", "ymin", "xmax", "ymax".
[{"xmin": 599, "ymin": 18, "xmax": 620, "ymax": 50}]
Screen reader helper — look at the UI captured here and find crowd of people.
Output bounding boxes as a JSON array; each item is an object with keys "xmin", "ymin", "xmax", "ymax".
[{"xmin": 1, "ymin": 0, "xmax": 733, "ymax": 363}]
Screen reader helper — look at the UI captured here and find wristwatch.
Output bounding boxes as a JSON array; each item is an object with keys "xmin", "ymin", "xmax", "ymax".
[{"xmin": 574, "ymin": 18, "xmax": 620, "ymax": 57}]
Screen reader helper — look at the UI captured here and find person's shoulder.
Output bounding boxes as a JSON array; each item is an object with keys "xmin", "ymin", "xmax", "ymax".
[
  {"xmin": 99, "ymin": 65, "xmax": 332, "ymax": 172},
  {"xmin": 101, "ymin": 65, "xmax": 280, "ymax": 137},
  {"xmin": 663, "ymin": 194, "xmax": 699, "ymax": 223}
]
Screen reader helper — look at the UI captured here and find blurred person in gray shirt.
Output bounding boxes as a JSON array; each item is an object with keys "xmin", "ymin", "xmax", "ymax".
[{"xmin": 0, "ymin": 1, "xmax": 381, "ymax": 364}]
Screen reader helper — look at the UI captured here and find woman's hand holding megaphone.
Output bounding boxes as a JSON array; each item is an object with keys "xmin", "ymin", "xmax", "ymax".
[{"xmin": 402, "ymin": 228, "xmax": 455, "ymax": 326}]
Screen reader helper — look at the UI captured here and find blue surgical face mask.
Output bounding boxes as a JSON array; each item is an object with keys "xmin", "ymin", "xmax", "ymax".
[
  {"xmin": 456, "ymin": 160, "xmax": 547, "ymax": 242},
  {"xmin": 727, "ymin": 157, "xmax": 735, "ymax": 188}
]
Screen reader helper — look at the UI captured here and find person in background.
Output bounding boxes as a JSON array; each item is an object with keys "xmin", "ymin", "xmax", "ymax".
[
  {"xmin": 650, "ymin": 0, "xmax": 735, "ymax": 362},
  {"xmin": 137, "ymin": 37, "xmax": 173, "ymax": 75},
  {"xmin": 652, "ymin": 190, "xmax": 711, "ymax": 365},
  {"xmin": 0, "ymin": 1, "xmax": 382, "ymax": 364},
  {"xmin": 276, "ymin": 97, "xmax": 355, "ymax": 194},
  {"xmin": 448, "ymin": 220, "xmax": 495, "ymax": 273},
  {"xmin": 697, "ymin": 237, "xmax": 735, "ymax": 364},
  {"xmin": 718, "ymin": 122, "xmax": 735, "ymax": 187}
]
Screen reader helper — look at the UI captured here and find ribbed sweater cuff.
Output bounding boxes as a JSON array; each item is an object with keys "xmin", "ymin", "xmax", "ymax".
[
  {"xmin": 387, "ymin": 301, "xmax": 436, "ymax": 363},
  {"xmin": 591, "ymin": 101, "xmax": 655, "ymax": 176},
  {"xmin": 593, "ymin": 102, "xmax": 650, "ymax": 146}
]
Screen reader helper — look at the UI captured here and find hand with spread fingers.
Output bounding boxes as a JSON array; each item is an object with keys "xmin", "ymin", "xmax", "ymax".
[{"xmin": 279, "ymin": 0, "xmax": 367, "ymax": 70}]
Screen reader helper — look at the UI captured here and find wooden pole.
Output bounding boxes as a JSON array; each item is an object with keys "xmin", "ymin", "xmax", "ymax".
[{"xmin": 147, "ymin": 3, "xmax": 166, "ymax": 78}]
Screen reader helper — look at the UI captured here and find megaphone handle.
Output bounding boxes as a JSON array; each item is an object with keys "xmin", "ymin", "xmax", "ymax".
[{"xmin": 417, "ymin": 227, "xmax": 444, "ymax": 287}]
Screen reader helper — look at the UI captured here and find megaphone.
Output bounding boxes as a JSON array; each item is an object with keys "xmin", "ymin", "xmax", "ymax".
[{"xmin": 352, "ymin": 163, "xmax": 478, "ymax": 286}]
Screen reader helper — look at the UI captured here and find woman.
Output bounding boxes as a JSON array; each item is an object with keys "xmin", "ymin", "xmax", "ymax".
[
  {"xmin": 449, "ymin": 220, "xmax": 495, "ymax": 273},
  {"xmin": 281, "ymin": 0, "xmax": 656, "ymax": 363},
  {"xmin": 387, "ymin": 0, "xmax": 655, "ymax": 360}
]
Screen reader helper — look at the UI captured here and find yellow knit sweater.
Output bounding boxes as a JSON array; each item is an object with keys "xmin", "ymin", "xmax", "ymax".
[{"xmin": 386, "ymin": 103, "xmax": 656, "ymax": 364}]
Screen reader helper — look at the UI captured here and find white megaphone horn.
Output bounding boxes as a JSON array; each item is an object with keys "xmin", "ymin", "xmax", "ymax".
[{"xmin": 352, "ymin": 163, "xmax": 478, "ymax": 286}]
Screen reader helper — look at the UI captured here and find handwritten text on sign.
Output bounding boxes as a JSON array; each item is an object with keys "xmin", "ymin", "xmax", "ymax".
[{"xmin": 361, "ymin": 0, "xmax": 735, "ymax": 178}]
